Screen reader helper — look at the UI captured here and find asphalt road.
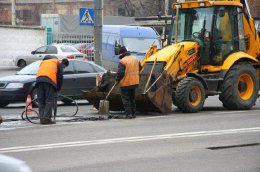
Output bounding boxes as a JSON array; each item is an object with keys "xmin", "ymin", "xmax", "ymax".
[{"xmin": 0, "ymin": 68, "xmax": 260, "ymax": 172}]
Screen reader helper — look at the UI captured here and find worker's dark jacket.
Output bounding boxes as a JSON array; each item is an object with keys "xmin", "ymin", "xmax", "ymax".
[
  {"xmin": 116, "ymin": 52, "xmax": 141, "ymax": 90},
  {"xmin": 36, "ymin": 56, "xmax": 64, "ymax": 91}
]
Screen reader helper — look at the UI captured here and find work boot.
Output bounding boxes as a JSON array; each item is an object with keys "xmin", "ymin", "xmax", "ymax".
[
  {"xmin": 40, "ymin": 118, "xmax": 56, "ymax": 125},
  {"xmin": 46, "ymin": 118, "xmax": 56, "ymax": 124},
  {"xmin": 40, "ymin": 118, "xmax": 47, "ymax": 124},
  {"xmin": 46, "ymin": 120, "xmax": 56, "ymax": 124},
  {"xmin": 125, "ymin": 115, "xmax": 133, "ymax": 119}
]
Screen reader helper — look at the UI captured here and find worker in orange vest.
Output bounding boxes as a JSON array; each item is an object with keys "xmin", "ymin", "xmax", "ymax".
[
  {"xmin": 116, "ymin": 46, "xmax": 141, "ymax": 119},
  {"xmin": 36, "ymin": 55, "xmax": 69, "ymax": 124}
]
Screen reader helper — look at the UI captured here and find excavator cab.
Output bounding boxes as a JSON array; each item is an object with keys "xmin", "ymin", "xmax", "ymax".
[{"xmin": 168, "ymin": 4, "xmax": 248, "ymax": 67}]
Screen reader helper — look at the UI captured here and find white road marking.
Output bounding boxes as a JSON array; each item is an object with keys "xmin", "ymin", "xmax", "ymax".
[
  {"xmin": 1, "ymin": 127, "xmax": 260, "ymax": 153},
  {"xmin": 138, "ymin": 115, "xmax": 168, "ymax": 120},
  {"xmin": 212, "ymin": 110, "xmax": 260, "ymax": 115},
  {"xmin": 0, "ymin": 128, "xmax": 15, "ymax": 131},
  {"xmin": 137, "ymin": 109, "xmax": 260, "ymax": 120}
]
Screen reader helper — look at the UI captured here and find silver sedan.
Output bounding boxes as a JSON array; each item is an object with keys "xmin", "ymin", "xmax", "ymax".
[{"xmin": 14, "ymin": 44, "xmax": 87, "ymax": 68}]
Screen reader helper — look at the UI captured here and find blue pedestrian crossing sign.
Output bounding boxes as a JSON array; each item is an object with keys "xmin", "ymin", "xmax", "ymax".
[{"xmin": 80, "ymin": 8, "xmax": 94, "ymax": 26}]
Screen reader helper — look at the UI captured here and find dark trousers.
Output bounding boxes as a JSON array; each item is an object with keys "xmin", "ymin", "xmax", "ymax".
[
  {"xmin": 120, "ymin": 88, "xmax": 136, "ymax": 116},
  {"xmin": 37, "ymin": 82, "xmax": 55, "ymax": 120}
]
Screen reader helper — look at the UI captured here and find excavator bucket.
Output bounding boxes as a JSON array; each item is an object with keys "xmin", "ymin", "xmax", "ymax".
[{"xmin": 82, "ymin": 72, "xmax": 172, "ymax": 113}]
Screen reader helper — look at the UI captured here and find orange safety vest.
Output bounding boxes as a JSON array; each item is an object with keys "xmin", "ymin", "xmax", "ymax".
[
  {"xmin": 119, "ymin": 55, "xmax": 140, "ymax": 87},
  {"xmin": 37, "ymin": 58, "xmax": 60, "ymax": 85}
]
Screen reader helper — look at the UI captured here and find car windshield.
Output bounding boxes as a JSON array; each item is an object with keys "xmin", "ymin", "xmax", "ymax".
[
  {"xmin": 122, "ymin": 38, "xmax": 161, "ymax": 53},
  {"xmin": 17, "ymin": 61, "xmax": 40, "ymax": 75},
  {"xmin": 60, "ymin": 46, "xmax": 79, "ymax": 53},
  {"xmin": 169, "ymin": 7, "xmax": 214, "ymax": 43}
]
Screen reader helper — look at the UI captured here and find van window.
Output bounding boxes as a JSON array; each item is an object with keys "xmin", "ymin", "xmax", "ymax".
[{"xmin": 122, "ymin": 38, "xmax": 161, "ymax": 53}]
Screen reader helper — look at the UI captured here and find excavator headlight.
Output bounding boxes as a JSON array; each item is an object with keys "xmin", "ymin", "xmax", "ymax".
[
  {"xmin": 175, "ymin": 4, "xmax": 181, "ymax": 9},
  {"xmin": 199, "ymin": 2, "xmax": 205, "ymax": 7}
]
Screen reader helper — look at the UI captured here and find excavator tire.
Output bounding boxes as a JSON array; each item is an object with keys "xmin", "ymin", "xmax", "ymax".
[
  {"xmin": 175, "ymin": 77, "xmax": 206, "ymax": 113},
  {"xmin": 172, "ymin": 92, "xmax": 178, "ymax": 107},
  {"xmin": 219, "ymin": 62, "xmax": 259, "ymax": 110}
]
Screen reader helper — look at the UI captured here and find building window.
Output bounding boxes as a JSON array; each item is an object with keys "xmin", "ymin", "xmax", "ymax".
[
  {"xmin": 118, "ymin": 8, "xmax": 125, "ymax": 16},
  {"xmin": 23, "ymin": 10, "xmax": 32, "ymax": 20},
  {"xmin": 16, "ymin": 9, "xmax": 32, "ymax": 21}
]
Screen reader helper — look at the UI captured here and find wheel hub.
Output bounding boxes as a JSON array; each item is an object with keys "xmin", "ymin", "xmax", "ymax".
[
  {"xmin": 238, "ymin": 73, "xmax": 254, "ymax": 100},
  {"xmin": 238, "ymin": 81, "xmax": 247, "ymax": 92},
  {"xmin": 190, "ymin": 90, "xmax": 198, "ymax": 102}
]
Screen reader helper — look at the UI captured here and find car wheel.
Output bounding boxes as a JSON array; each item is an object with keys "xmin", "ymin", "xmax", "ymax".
[
  {"xmin": 18, "ymin": 59, "xmax": 26, "ymax": 69},
  {"xmin": 0, "ymin": 101, "xmax": 9, "ymax": 108}
]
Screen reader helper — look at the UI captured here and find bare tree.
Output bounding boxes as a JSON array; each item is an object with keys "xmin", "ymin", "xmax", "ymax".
[{"xmin": 119, "ymin": 0, "xmax": 165, "ymax": 17}]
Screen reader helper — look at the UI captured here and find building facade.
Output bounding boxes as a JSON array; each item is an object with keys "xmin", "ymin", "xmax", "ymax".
[
  {"xmin": 0, "ymin": 0, "xmax": 165, "ymax": 25},
  {"xmin": 247, "ymin": 0, "xmax": 260, "ymax": 18},
  {"xmin": 0, "ymin": 0, "xmax": 259, "ymax": 26},
  {"xmin": 0, "ymin": 0, "xmax": 93, "ymax": 25}
]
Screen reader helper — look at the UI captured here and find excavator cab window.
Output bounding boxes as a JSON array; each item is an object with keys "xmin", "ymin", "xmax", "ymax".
[
  {"xmin": 169, "ymin": 6, "xmax": 242, "ymax": 66},
  {"xmin": 211, "ymin": 6, "xmax": 237, "ymax": 65},
  {"xmin": 169, "ymin": 8, "xmax": 213, "ymax": 44},
  {"xmin": 237, "ymin": 8, "xmax": 246, "ymax": 51},
  {"xmin": 169, "ymin": 7, "xmax": 213, "ymax": 65}
]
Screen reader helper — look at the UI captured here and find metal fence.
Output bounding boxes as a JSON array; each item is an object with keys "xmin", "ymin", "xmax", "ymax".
[
  {"xmin": 47, "ymin": 32, "xmax": 94, "ymax": 44},
  {"xmin": 47, "ymin": 32, "xmax": 95, "ymax": 61}
]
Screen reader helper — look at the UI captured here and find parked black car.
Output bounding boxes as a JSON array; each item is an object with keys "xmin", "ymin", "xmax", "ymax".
[{"xmin": 0, "ymin": 59, "xmax": 106, "ymax": 107}]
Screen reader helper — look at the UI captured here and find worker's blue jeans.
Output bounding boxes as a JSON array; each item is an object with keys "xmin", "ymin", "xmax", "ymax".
[{"xmin": 37, "ymin": 82, "xmax": 55, "ymax": 120}]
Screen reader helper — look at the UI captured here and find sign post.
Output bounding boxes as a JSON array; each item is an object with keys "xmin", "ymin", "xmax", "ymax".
[{"xmin": 94, "ymin": 0, "xmax": 103, "ymax": 67}]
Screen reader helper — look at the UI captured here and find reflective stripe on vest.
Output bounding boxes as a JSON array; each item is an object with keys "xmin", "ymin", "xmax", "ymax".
[
  {"xmin": 119, "ymin": 55, "xmax": 139, "ymax": 87},
  {"xmin": 37, "ymin": 59, "xmax": 60, "ymax": 85}
]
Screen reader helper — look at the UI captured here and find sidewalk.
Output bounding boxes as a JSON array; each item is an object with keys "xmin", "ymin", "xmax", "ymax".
[
  {"xmin": 0, "ymin": 61, "xmax": 18, "ymax": 70},
  {"xmin": 0, "ymin": 59, "xmax": 17, "ymax": 69},
  {"xmin": 0, "ymin": 66, "xmax": 18, "ymax": 70}
]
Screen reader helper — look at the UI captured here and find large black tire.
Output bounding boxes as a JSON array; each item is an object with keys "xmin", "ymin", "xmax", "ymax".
[
  {"xmin": 175, "ymin": 77, "xmax": 206, "ymax": 113},
  {"xmin": 219, "ymin": 62, "xmax": 259, "ymax": 110},
  {"xmin": 0, "ymin": 101, "xmax": 9, "ymax": 108},
  {"xmin": 172, "ymin": 92, "xmax": 178, "ymax": 107}
]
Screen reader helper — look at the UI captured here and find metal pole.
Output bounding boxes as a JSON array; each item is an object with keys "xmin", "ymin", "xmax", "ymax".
[
  {"xmin": 163, "ymin": 0, "xmax": 169, "ymax": 44},
  {"xmin": 144, "ymin": 58, "xmax": 157, "ymax": 93},
  {"xmin": 175, "ymin": 5, "xmax": 180, "ymax": 44},
  {"xmin": 94, "ymin": 0, "xmax": 103, "ymax": 66},
  {"xmin": 11, "ymin": 0, "xmax": 16, "ymax": 26},
  {"xmin": 165, "ymin": 0, "xmax": 169, "ymax": 17}
]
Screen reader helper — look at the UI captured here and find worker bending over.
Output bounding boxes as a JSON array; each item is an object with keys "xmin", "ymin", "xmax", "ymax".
[{"xmin": 36, "ymin": 55, "xmax": 69, "ymax": 124}]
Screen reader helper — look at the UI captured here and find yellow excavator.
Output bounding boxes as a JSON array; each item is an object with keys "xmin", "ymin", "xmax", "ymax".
[{"xmin": 84, "ymin": 0, "xmax": 260, "ymax": 113}]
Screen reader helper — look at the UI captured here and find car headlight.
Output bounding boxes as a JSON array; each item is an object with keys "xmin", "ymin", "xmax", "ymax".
[{"xmin": 6, "ymin": 83, "xmax": 24, "ymax": 88}]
